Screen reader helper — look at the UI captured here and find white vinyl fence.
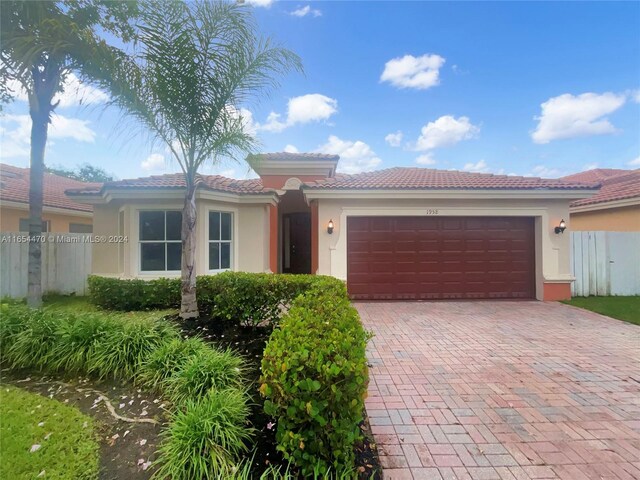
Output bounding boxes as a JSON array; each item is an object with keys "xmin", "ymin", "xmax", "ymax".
[
  {"xmin": 571, "ymin": 231, "xmax": 640, "ymax": 297},
  {"xmin": 0, "ymin": 233, "xmax": 92, "ymax": 299}
]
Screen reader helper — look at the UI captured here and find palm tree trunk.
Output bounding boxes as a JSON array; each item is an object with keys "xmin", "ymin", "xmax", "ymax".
[
  {"xmin": 27, "ymin": 109, "xmax": 48, "ymax": 308},
  {"xmin": 180, "ymin": 178, "xmax": 198, "ymax": 319}
]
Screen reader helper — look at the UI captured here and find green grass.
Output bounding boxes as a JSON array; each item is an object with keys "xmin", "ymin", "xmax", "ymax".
[
  {"xmin": 0, "ymin": 385, "xmax": 99, "ymax": 480},
  {"xmin": 562, "ymin": 296, "xmax": 640, "ymax": 325}
]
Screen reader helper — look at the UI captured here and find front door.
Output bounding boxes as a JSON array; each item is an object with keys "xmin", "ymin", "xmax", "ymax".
[{"xmin": 283, "ymin": 213, "xmax": 311, "ymax": 274}]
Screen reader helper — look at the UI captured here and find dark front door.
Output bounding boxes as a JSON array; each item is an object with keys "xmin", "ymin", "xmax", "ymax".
[
  {"xmin": 347, "ymin": 216, "xmax": 536, "ymax": 300},
  {"xmin": 283, "ymin": 213, "xmax": 311, "ymax": 274}
]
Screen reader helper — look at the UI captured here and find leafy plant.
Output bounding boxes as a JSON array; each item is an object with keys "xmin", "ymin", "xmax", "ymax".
[
  {"xmin": 87, "ymin": 317, "xmax": 179, "ymax": 379},
  {"xmin": 5, "ymin": 308, "xmax": 64, "ymax": 369},
  {"xmin": 153, "ymin": 388, "xmax": 253, "ymax": 480},
  {"xmin": 166, "ymin": 347, "xmax": 247, "ymax": 405},
  {"xmin": 260, "ymin": 281, "xmax": 371, "ymax": 475},
  {"xmin": 138, "ymin": 337, "xmax": 211, "ymax": 390}
]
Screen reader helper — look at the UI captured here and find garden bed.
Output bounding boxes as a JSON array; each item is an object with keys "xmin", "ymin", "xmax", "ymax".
[
  {"xmin": 1, "ymin": 370, "xmax": 164, "ymax": 480},
  {"xmin": 171, "ymin": 313, "xmax": 381, "ymax": 479}
]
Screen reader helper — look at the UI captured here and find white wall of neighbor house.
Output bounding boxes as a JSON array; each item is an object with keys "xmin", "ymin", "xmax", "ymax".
[
  {"xmin": 91, "ymin": 198, "xmax": 271, "ymax": 278},
  {"xmin": 314, "ymin": 196, "xmax": 572, "ymax": 301}
]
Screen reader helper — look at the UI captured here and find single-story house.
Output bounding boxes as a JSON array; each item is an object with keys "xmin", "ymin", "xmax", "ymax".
[
  {"xmin": 66, "ymin": 153, "xmax": 599, "ymax": 301},
  {"xmin": 0, "ymin": 163, "xmax": 96, "ymax": 233},
  {"xmin": 560, "ymin": 168, "xmax": 640, "ymax": 232}
]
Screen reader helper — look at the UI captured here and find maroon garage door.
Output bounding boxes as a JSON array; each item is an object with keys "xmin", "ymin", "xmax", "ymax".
[{"xmin": 347, "ymin": 216, "xmax": 535, "ymax": 300}]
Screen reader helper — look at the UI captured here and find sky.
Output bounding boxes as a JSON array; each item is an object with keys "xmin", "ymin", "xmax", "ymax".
[{"xmin": 1, "ymin": 1, "xmax": 639, "ymax": 181}]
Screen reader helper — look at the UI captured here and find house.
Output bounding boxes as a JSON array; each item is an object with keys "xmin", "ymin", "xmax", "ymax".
[
  {"xmin": 66, "ymin": 153, "xmax": 599, "ymax": 301},
  {"xmin": 560, "ymin": 168, "xmax": 640, "ymax": 232},
  {"xmin": 0, "ymin": 163, "xmax": 97, "ymax": 233}
]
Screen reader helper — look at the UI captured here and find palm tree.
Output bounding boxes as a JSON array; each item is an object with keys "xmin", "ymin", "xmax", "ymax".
[
  {"xmin": 0, "ymin": 1, "xmax": 137, "ymax": 307},
  {"xmin": 105, "ymin": 1, "xmax": 301, "ymax": 319}
]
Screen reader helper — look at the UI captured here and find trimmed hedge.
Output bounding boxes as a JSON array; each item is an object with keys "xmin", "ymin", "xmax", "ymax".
[
  {"xmin": 87, "ymin": 276, "xmax": 181, "ymax": 311},
  {"xmin": 260, "ymin": 278, "xmax": 371, "ymax": 475},
  {"xmin": 88, "ymin": 272, "xmax": 318, "ymax": 327}
]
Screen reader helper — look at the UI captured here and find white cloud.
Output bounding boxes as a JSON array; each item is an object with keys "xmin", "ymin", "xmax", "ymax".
[
  {"xmin": 415, "ymin": 115, "xmax": 479, "ymax": 151},
  {"xmin": 0, "ymin": 113, "xmax": 96, "ymax": 160},
  {"xmin": 385, "ymin": 131, "xmax": 403, "ymax": 147},
  {"xmin": 283, "ymin": 144, "xmax": 299, "ymax": 153},
  {"xmin": 531, "ymin": 92, "xmax": 627, "ymax": 144},
  {"xmin": 380, "ymin": 54, "xmax": 445, "ymax": 90},
  {"xmin": 141, "ymin": 153, "xmax": 166, "ymax": 171},
  {"xmin": 415, "ymin": 153, "xmax": 436, "ymax": 166},
  {"xmin": 628, "ymin": 156, "xmax": 640, "ymax": 166},
  {"xmin": 290, "ymin": 5, "xmax": 322, "ymax": 17},
  {"xmin": 629, "ymin": 89, "xmax": 640, "ymax": 104},
  {"xmin": 49, "ymin": 116, "xmax": 96, "ymax": 142},
  {"xmin": 316, "ymin": 135, "xmax": 382, "ymax": 174},
  {"xmin": 244, "ymin": 0, "xmax": 273, "ymax": 7},
  {"xmin": 529, "ymin": 165, "xmax": 565, "ymax": 178},
  {"xmin": 6, "ymin": 73, "xmax": 109, "ymax": 108},
  {"xmin": 584, "ymin": 163, "xmax": 598, "ymax": 171},
  {"xmin": 256, "ymin": 93, "xmax": 337, "ymax": 133},
  {"xmin": 462, "ymin": 159, "xmax": 490, "ymax": 173}
]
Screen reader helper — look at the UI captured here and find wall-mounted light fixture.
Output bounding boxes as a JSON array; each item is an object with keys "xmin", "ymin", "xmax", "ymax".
[
  {"xmin": 327, "ymin": 219, "xmax": 334, "ymax": 234},
  {"xmin": 554, "ymin": 219, "xmax": 567, "ymax": 234}
]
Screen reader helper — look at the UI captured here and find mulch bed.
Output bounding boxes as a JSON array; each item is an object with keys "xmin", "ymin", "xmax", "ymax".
[
  {"xmin": 2, "ymin": 315, "xmax": 381, "ymax": 480},
  {"xmin": 172, "ymin": 314, "xmax": 382, "ymax": 479},
  {"xmin": 1, "ymin": 369, "xmax": 165, "ymax": 480}
]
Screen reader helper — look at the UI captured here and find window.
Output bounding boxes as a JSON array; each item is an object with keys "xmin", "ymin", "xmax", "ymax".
[
  {"xmin": 209, "ymin": 211, "xmax": 232, "ymax": 270},
  {"xmin": 139, "ymin": 210, "xmax": 182, "ymax": 272},
  {"xmin": 19, "ymin": 218, "xmax": 50, "ymax": 232},
  {"xmin": 69, "ymin": 223, "xmax": 93, "ymax": 233}
]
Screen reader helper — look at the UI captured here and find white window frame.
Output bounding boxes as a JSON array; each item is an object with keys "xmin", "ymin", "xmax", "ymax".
[
  {"xmin": 138, "ymin": 209, "xmax": 182, "ymax": 275},
  {"xmin": 206, "ymin": 209, "xmax": 235, "ymax": 273}
]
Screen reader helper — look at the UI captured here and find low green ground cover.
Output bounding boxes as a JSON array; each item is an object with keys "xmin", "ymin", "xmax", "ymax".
[
  {"xmin": 562, "ymin": 296, "xmax": 640, "ymax": 325},
  {"xmin": 0, "ymin": 384, "xmax": 99, "ymax": 480}
]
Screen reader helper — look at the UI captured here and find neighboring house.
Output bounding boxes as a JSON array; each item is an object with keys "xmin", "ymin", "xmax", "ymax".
[
  {"xmin": 0, "ymin": 164, "xmax": 97, "ymax": 233},
  {"xmin": 66, "ymin": 153, "xmax": 599, "ymax": 301},
  {"xmin": 561, "ymin": 168, "xmax": 640, "ymax": 232}
]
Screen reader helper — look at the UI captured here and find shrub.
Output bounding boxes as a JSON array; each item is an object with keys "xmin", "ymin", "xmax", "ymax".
[
  {"xmin": 89, "ymin": 272, "xmax": 321, "ymax": 326},
  {"xmin": 47, "ymin": 312, "xmax": 121, "ymax": 373},
  {"xmin": 153, "ymin": 388, "xmax": 253, "ymax": 480},
  {"xmin": 138, "ymin": 337, "xmax": 211, "ymax": 390},
  {"xmin": 166, "ymin": 347, "xmax": 247, "ymax": 405},
  {"xmin": 260, "ymin": 280, "xmax": 370, "ymax": 475},
  {"xmin": 4, "ymin": 308, "xmax": 64, "ymax": 369},
  {"xmin": 197, "ymin": 272, "xmax": 316, "ymax": 327},
  {"xmin": 87, "ymin": 317, "xmax": 179, "ymax": 379},
  {"xmin": 88, "ymin": 275, "xmax": 181, "ymax": 310}
]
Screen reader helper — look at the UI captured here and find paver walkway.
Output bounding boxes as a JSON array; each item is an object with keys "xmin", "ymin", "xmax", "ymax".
[{"xmin": 356, "ymin": 301, "xmax": 640, "ymax": 480}]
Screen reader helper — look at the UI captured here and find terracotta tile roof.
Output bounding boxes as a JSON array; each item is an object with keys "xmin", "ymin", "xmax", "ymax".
[
  {"xmin": 0, "ymin": 163, "xmax": 98, "ymax": 213},
  {"xmin": 66, "ymin": 172, "xmax": 274, "ymax": 196},
  {"xmin": 560, "ymin": 168, "xmax": 630, "ymax": 183},
  {"xmin": 303, "ymin": 167, "xmax": 599, "ymax": 190},
  {"xmin": 248, "ymin": 152, "xmax": 340, "ymax": 162},
  {"xmin": 569, "ymin": 169, "xmax": 640, "ymax": 207}
]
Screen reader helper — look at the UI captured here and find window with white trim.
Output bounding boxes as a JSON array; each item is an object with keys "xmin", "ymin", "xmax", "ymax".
[
  {"xmin": 209, "ymin": 211, "xmax": 232, "ymax": 270},
  {"xmin": 139, "ymin": 210, "xmax": 182, "ymax": 272}
]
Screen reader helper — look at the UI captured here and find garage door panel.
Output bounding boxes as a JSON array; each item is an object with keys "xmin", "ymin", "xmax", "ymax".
[{"xmin": 347, "ymin": 216, "xmax": 535, "ymax": 300}]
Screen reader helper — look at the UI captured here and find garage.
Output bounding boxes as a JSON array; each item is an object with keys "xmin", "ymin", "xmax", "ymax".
[{"xmin": 346, "ymin": 216, "xmax": 536, "ymax": 300}]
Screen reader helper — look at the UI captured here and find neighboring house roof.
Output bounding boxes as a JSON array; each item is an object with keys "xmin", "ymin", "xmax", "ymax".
[
  {"xmin": 565, "ymin": 169, "xmax": 640, "ymax": 208},
  {"xmin": 0, "ymin": 163, "xmax": 98, "ymax": 213},
  {"xmin": 560, "ymin": 168, "xmax": 630, "ymax": 183},
  {"xmin": 66, "ymin": 172, "xmax": 274, "ymax": 197},
  {"xmin": 303, "ymin": 167, "xmax": 598, "ymax": 190}
]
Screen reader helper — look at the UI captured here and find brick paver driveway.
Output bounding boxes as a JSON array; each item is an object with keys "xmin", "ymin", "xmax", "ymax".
[{"xmin": 357, "ymin": 301, "xmax": 640, "ymax": 480}]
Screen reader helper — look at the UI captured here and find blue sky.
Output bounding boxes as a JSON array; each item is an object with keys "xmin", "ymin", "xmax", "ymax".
[{"xmin": 1, "ymin": 1, "xmax": 639, "ymax": 180}]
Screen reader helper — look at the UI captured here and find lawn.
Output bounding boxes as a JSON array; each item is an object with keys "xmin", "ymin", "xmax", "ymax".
[
  {"xmin": 562, "ymin": 296, "xmax": 640, "ymax": 325},
  {"xmin": 0, "ymin": 384, "xmax": 100, "ymax": 480}
]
